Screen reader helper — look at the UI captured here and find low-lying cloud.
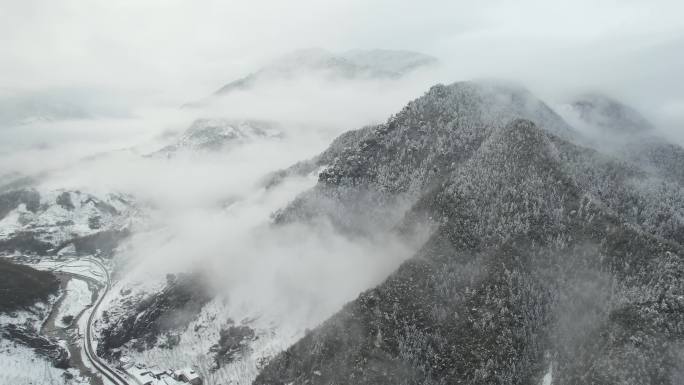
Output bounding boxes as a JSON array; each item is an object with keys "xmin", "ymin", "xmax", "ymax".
[{"xmin": 2, "ymin": 73, "xmax": 433, "ymax": 330}]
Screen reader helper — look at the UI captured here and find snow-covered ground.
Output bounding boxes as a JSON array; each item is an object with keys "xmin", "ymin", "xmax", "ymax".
[
  {"xmin": 55, "ymin": 279, "xmax": 93, "ymax": 327},
  {"xmin": 0, "ymin": 338, "xmax": 88, "ymax": 385},
  {"xmin": 116, "ymin": 297, "xmax": 306, "ymax": 385},
  {"xmin": 91, "ymin": 253, "xmax": 309, "ymax": 385},
  {"xmin": 29, "ymin": 257, "xmax": 108, "ymax": 282},
  {"xmin": 0, "ymin": 207, "xmax": 24, "ymax": 238},
  {"xmin": 155, "ymin": 119, "xmax": 283, "ymax": 156},
  {"xmin": 541, "ymin": 362, "xmax": 553, "ymax": 385},
  {"xmin": 0, "ymin": 286, "xmax": 85, "ymax": 385},
  {"xmin": 0, "ymin": 257, "xmax": 109, "ymax": 385},
  {"xmin": 0, "ymin": 189, "xmax": 135, "ymax": 248},
  {"xmin": 0, "ymin": 292, "xmax": 57, "ymax": 330}
]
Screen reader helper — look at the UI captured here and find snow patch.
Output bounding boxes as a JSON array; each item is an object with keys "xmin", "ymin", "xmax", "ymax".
[
  {"xmin": 0, "ymin": 338, "xmax": 88, "ymax": 385},
  {"xmin": 541, "ymin": 362, "xmax": 553, "ymax": 385},
  {"xmin": 55, "ymin": 279, "xmax": 93, "ymax": 327}
]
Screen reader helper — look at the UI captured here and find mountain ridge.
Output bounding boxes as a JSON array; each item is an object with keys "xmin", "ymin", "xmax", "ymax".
[
  {"xmin": 184, "ymin": 48, "xmax": 437, "ymax": 108},
  {"xmin": 254, "ymin": 81, "xmax": 684, "ymax": 385}
]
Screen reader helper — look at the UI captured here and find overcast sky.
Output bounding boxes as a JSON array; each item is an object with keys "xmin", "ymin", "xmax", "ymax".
[{"xmin": 1, "ymin": 0, "xmax": 684, "ymax": 128}]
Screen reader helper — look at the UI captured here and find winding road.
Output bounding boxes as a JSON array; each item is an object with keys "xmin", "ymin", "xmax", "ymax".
[
  {"xmin": 45, "ymin": 258, "xmax": 132, "ymax": 385},
  {"xmin": 81, "ymin": 258, "xmax": 132, "ymax": 385}
]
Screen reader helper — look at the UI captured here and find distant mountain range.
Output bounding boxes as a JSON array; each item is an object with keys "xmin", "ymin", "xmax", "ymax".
[
  {"xmin": 150, "ymin": 118, "xmax": 282, "ymax": 157},
  {"xmin": 0, "ymin": 93, "xmax": 90, "ymax": 127},
  {"xmin": 0, "ymin": 88, "xmax": 129, "ymax": 127},
  {"xmin": 185, "ymin": 48, "xmax": 437, "ymax": 107},
  {"xmin": 568, "ymin": 93, "xmax": 655, "ymax": 133},
  {"xmin": 563, "ymin": 94, "xmax": 684, "ymax": 184}
]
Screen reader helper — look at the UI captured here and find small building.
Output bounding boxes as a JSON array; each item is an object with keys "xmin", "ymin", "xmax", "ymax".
[
  {"xmin": 125, "ymin": 363, "xmax": 202, "ymax": 385},
  {"xmin": 149, "ymin": 367, "xmax": 167, "ymax": 378},
  {"xmin": 174, "ymin": 368, "xmax": 202, "ymax": 385},
  {"xmin": 158, "ymin": 376, "xmax": 186, "ymax": 385},
  {"xmin": 130, "ymin": 368, "xmax": 156, "ymax": 385}
]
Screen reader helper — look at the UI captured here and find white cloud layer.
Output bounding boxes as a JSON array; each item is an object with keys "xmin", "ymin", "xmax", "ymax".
[{"xmin": 1, "ymin": 0, "xmax": 683, "ymax": 113}]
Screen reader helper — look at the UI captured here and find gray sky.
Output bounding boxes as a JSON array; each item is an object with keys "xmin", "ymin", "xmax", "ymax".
[{"xmin": 1, "ymin": 0, "xmax": 683, "ymax": 134}]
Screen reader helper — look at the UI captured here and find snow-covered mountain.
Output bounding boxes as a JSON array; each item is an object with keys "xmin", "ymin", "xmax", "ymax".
[
  {"xmin": 0, "ymin": 188, "xmax": 137, "ymax": 257},
  {"xmin": 0, "ymin": 88, "xmax": 128, "ymax": 127},
  {"xmin": 151, "ymin": 119, "xmax": 282, "ymax": 157},
  {"xmin": 255, "ymin": 81, "xmax": 684, "ymax": 385},
  {"xmin": 567, "ymin": 93, "xmax": 654, "ymax": 133},
  {"xmin": 342, "ymin": 49, "xmax": 438, "ymax": 76},
  {"xmin": 561, "ymin": 94, "xmax": 684, "ymax": 184},
  {"xmin": 2, "ymin": 79, "xmax": 683, "ymax": 385},
  {"xmin": 79, "ymin": 80, "xmax": 684, "ymax": 385},
  {"xmin": 0, "ymin": 183, "xmax": 141, "ymax": 384},
  {"xmin": 183, "ymin": 48, "xmax": 437, "ymax": 107},
  {"xmin": 215, "ymin": 48, "xmax": 437, "ymax": 95}
]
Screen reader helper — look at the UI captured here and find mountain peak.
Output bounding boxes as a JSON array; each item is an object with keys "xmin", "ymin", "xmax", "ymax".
[
  {"xmin": 485, "ymin": 118, "xmax": 559, "ymax": 168},
  {"xmin": 393, "ymin": 80, "xmax": 572, "ymax": 137},
  {"xmin": 569, "ymin": 93, "xmax": 654, "ymax": 133},
  {"xmin": 211, "ymin": 48, "xmax": 437, "ymax": 97},
  {"xmin": 150, "ymin": 119, "xmax": 282, "ymax": 157}
]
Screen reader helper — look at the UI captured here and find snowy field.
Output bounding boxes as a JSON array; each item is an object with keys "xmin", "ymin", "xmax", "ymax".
[
  {"xmin": 0, "ymin": 257, "xmax": 104, "ymax": 385},
  {"xmin": 29, "ymin": 257, "xmax": 107, "ymax": 282},
  {"xmin": 93, "ymin": 260, "xmax": 305, "ymax": 385},
  {"xmin": 0, "ymin": 338, "xmax": 88, "ymax": 385},
  {"xmin": 0, "ymin": 292, "xmax": 56, "ymax": 330},
  {"xmin": 0, "ymin": 290, "xmax": 89, "ymax": 385},
  {"xmin": 120, "ymin": 297, "xmax": 306, "ymax": 385},
  {"xmin": 55, "ymin": 278, "xmax": 93, "ymax": 327}
]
